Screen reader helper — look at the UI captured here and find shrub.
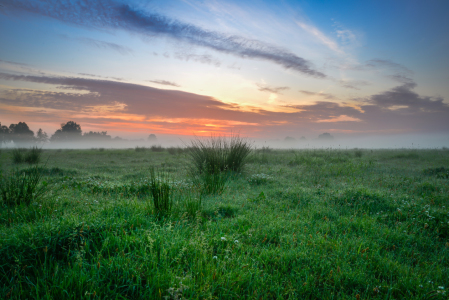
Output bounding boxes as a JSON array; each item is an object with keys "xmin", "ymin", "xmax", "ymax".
[
  {"xmin": 167, "ymin": 147, "xmax": 185, "ymax": 155},
  {"xmin": 0, "ymin": 165, "xmax": 47, "ymax": 207},
  {"xmin": 135, "ymin": 146, "xmax": 147, "ymax": 152},
  {"xmin": 354, "ymin": 149, "xmax": 363, "ymax": 158},
  {"xmin": 24, "ymin": 146, "xmax": 42, "ymax": 164},
  {"xmin": 150, "ymin": 145, "xmax": 164, "ymax": 152},
  {"xmin": 423, "ymin": 167, "xmax": 449, "ymax": 179},
  {"xmin": 149, "ymin": 168, "xmax": 172, "ymax": 218},
  {"xmin": 12, "ymin": 148, "xmax": 25, "ymax": 164}
]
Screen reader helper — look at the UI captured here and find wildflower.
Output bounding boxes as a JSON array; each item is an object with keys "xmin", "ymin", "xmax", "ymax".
[
  {"xmin": 221, "ymin": 237, "xmax": 226, "ymax": 241},
  {"xmin": 419, "ymin": 285, "xmax": 423, "ymax": 288},
  {"xmin": 213, "ymin": 256, "xmax": 217, "ymax": 259},
  {"xmin": 234, "ymin": 240, "xmax": 239, "ymax": 244},
  {"xmin": 438, "ymin": 286, "xmax": 445, "ymax": 290}
]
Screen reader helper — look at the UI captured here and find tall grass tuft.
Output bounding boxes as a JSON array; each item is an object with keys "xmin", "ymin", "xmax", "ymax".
[
  {"xmin": 149, "ymin": 167, "xmax": 172, "ymax": 218},
  {"xmin": 24, "ymin": 146, "xmax": 42, "ymax": 164},
  {"xmin": 0, "ymin": 165, "xmax": 47, "ymax": 207},
  {"xmin": 150, "ymin": 145, "xmax": 164, "ymax": 152},
  {"xmin": 188, "ymin": 134, "xmax": 252, "ymax": 175},
  {"xmin": 187, "ymin": 134, "xmax": 251, "ymax": 194}
]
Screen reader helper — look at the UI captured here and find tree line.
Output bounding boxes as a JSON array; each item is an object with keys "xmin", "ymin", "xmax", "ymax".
[{"xmin": 0, "ymin": 121, "xmax": 115, "ymax": 144}]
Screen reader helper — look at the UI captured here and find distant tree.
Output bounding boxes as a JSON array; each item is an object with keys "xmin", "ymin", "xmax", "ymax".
[
  {"xmin": 36, "ymin": 128, "xmax": 49, "ymax": 143},
  {"xmin": 83, "ymin": 131, "xmax": 111, "ymax": 140},
  {"xmin": 318, "ymin": 132, "xmax": 334, "ymax": 140},
  {"xmin": 299, "ymin": 136, "xmax": 306, "ymax": 141},
  {"xmin": 51, "ymin": 121, "xmax": 82, "ymax": 141},
  {"xmin": 0, "ymin": 122, "xmax": 11, "ymax": 144},
  {"xmin": 148, "ymin": 134, "xmax": 157, "ymax": 142},
  {"xmin": 284, "ymin": 136, "xmax": 296, "ymax": 142},
  {"xmin": 9, "ymin": 122, "xmax": 34, "ymax": 143}
]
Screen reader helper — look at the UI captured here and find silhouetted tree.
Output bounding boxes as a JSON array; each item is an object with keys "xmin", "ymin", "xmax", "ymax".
[
  {"xmin": 83, "ymin": 131, "xmax": 111, "ymax": 140},
  {"xmin": 299, "ymin": 136, "xmax": 306, "ymax": 141},
  {"xmin": 9, "ymin": 122, "xmax": 34, "ymax": 143},
  {"xmin": 148, "ymin": 134, "xmax": 157, "ymax": 142},
  {"xmin": 36, "ymin": 128, "xmax": 49, "ymax": 143},
  {"xmin": 51, "ymin": 121, "xmax": 82, "ymax": 141},
  {"xmin": 284, "ymin": 136, "xmax": 296, "ymax": 142},
  {"xmin": 318, "ymin": 132, "xmax": 334, "ymax": 140},
  {"xmin": 0, "ymin": 122, "xmax": 11, "ymax": 144}
]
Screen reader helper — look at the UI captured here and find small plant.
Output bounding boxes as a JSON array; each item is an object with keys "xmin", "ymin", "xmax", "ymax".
[
  {"xmin": 423, "ymin": 167, "xmax": 449, "ymax": 179},
  {"xmin": 184, "ymin": 191, "xmax": 202, "ymax": 219},
  {"xmin": 149, "ymin": 167, "xmax": 172, "ymax": 218},
  {"xmin": 24, "ymin": 146, "xmax": 42, "ymax": 164},
  {"xmin": 0, "ymin": 165, "xmax": 48, "ymax": 207},
  {"xmin": 196, "ymin": 167, "xmax": 229, "ymax": 195},
  {"xmin": 12, "ymin": 148, "xmax": 25, "ymax": 164}
]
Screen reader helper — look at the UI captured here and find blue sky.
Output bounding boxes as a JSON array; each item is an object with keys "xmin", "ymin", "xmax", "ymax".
[{"xmin": 0, "ymin": 0, "xmax": 448, "ymax": 139}]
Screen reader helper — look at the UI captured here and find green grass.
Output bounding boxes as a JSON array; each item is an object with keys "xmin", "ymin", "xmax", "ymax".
[{"xmin": 0, "ymin": 148, "xmax": 448, "ymax": 299}]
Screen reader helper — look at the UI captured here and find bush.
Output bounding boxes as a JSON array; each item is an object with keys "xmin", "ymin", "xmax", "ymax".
[
  {"xmin": 167, "ymin": 147, "xmax": 185, "ymax": 155},
  {"xmin": 0, "ymin": 165, "xmax": 47, "ymax": 207},
  {"xmin": 354, "ymin": 149, "xmax": 363, "ymax": 158},
  {"xmin": 24, "ymin": 146, "xmax": 42, "ymax": 164},
  {"xmin": 12, "ymin": 148, "xmax": 25, "ymax": 164},
  {"xmin": 149, "ymin": 168, "xmax": 172, "ymax": 218},
  {"xmin": 135, "ymin": 146, "xmax": 147, "ymax": 152},
  {"xmin": 150, "ymin": 145, "xmax": 164, "ymax": 152}
]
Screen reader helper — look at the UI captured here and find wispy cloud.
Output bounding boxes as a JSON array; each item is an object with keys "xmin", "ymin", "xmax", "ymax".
[
  {"xmin": 3, "ymin": 0, "xmax": 325, "ymax": 78},
  {"xmin": 147, "ymin": 80, "xmax": 180, "ymax": 87},
  {"xmin": 173, "ymin": 52, "xmax": 221, "ymax": 67},
  {"xmin": 78, "ymin": 73, "xmax": 123, "ymax": 81},
  {"xmin": 295, "ymin": 20, "xmax": 342, "ymax": 54},
  {"xmin": 299, "ymin": 90, "xmax": 337, "ymax": 100},
  {"xmin": 256, "ymin": 83, "xmax": 289, "ymax": 94},
  {"xmin": 58, "ymin": 34, "xmax": 132, "ymax": 55}
]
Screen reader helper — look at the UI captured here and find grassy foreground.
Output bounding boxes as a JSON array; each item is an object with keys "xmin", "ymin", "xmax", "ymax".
[{"xmin": 0, "ymin": 148, "xmax": 448, "ymax": 299}]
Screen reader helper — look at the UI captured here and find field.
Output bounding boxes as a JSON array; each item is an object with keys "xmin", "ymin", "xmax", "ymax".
[{"xmin": 1, "ymin": 146, "xmax": 449, "ymax": 299}]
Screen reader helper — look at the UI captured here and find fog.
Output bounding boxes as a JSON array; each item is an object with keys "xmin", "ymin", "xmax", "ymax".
[{"xmin": 2, "ymin": 133, "xmax": 449, "ymax": 150}]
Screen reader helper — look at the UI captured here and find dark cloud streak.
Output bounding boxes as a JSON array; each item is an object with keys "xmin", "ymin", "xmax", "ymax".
[{"xmin": 2, "ymin": 0, "xmax": 325, "ymax": 78}]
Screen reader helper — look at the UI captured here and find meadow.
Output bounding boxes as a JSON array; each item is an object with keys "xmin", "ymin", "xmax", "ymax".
[{"xmin": 0, "ymin": 144, "xmax": 448, "ymax": 299}]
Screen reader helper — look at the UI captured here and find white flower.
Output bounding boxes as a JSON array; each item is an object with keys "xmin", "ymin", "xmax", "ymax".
[
  {"xmin": 213, "ymin": 256, "xmax": 217, "ymax": 259},
  {"xmin": 419, "ymin": 285, "xmax": 423, "ymax": 288},
  {"xmin": 438, "ymin": 286, "xmax": 445, "ymax": 290},
  {"xmin": 221, "ymin": 237, "xmax": 226, "ymax": 241},
  {"xmin": 234, "ymin": 240, "xmax": 239, "ymax": 244}
]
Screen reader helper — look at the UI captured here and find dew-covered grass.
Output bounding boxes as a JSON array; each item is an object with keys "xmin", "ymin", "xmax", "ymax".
[{"xmin": 0, "ymin": 148, "xmax": 448, "ymax": 299}]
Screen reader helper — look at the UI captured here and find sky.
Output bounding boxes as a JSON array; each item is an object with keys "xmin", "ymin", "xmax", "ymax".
[{"xmin": 1, "ymin": 0, "xmax": 449, "ymax": 143}]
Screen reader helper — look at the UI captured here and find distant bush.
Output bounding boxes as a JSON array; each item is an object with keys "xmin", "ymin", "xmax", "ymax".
[
  {"xmin": 150, "ymin": 145, "xmax": 164, "ymax": 152},
  {"xmin": 354, "ymin": 149, "xmax": 363, "ymax": 158},
  {"xmin": 391, "ymin": 152, "xmax": 419, "ymax": 159},
  {"xmin": 167, "ymin": 147, "xmax": 185, "ymax": 155},
  {"xmin": 12, "ymin": 148, "xmax": 25, "ymax": 164},
  {"xmin": 423, "ymin": 167, "xmax": 449, "ymax": 179},
  {"xmin": 0, "ymin": 165, "xmax": 48, "ymax": 207},
  {"xmin": 24, "ymin": 146, "xmax": 42, "ymax": 164},
  {"xmin": 135, "ymin": 146, "xmax": 147, "ymax": 152}
]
